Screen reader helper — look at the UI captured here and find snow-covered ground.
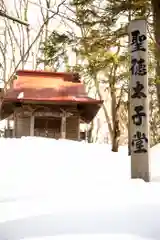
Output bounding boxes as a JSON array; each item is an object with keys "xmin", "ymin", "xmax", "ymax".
[{"xmin": 0, "ymin": 137, "xmax": 160, "ymax": 240}]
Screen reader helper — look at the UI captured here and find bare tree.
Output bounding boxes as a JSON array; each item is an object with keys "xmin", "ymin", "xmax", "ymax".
[{"xmin": 0, "ymin": 0, "xmax": 66, "ymax": 90}]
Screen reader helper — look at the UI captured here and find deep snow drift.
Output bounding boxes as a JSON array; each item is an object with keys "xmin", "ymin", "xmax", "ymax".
[
  {"xmin": 0, "ymin": 137, "xmax": 159, "ymax": 199},
  {"xmin": 0, "ymin": 137, "xmax": 159, "ymax": 240}
]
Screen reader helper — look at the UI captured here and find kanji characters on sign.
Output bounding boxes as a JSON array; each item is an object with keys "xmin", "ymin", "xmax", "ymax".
[
  {"xmin": 131, "ymin": 81, "xmax": 146, "ymax": 99},
  {"xmin": 132, "ymin": 105, "xmax": 146, "ymax": 126},
  {"xmin": 130, "ymin": 28, "xmax": 148, "ymax": 154},
  {"xmin": 132, "ymin": 131, "xmax": 148, "ymax": 153},
  {"xmin": 131, "ymin": 58, "xmax": 147, "ymax": 76},
  {"xmin": 131, "ymin": 30, "xmax": 146, "ymax": 52}
]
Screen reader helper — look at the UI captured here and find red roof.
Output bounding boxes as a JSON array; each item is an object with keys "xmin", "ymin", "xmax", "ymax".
[{"xmin": 1, "ymin": 70, "xmax": 103, "ymax": 122}]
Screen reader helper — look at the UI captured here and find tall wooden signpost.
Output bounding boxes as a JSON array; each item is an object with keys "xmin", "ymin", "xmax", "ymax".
[{"xmin": 128, "ymin": 19, "xmax": 150, "ymax": 182}]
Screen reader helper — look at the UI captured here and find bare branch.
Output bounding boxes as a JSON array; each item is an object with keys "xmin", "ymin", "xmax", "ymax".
[
  {"xmin": 0, "ymin": 10, "xmax": 29, "ymax": 26},
  {"xmin": 5, "ymin": 0, "xmax": 66, "ymax": 89}
]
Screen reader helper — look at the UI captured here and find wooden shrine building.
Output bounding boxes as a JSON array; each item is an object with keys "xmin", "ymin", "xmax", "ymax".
[{"xmin": 0, "ymin": 70, "xmax": 103, "ymax": 140}]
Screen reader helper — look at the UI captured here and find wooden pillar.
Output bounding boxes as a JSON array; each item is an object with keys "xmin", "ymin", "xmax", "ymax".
[
  {"xmin": 128, "ymin": 19, "xmax": 150, "ymax": 182},
  {"xmin": 30, "ymin": 115, "xmax": 35, "ymax": 136},
  {"xmin": 13, "ymin": 112, "xmax": 17, "ymax": 137},
  {"xmin": 61, "ymin": 112, "xmax": 66, "ymax": 139},
  {"xmin": 77, "ymin": 117, "xmax": 81, "ymax": 141}
]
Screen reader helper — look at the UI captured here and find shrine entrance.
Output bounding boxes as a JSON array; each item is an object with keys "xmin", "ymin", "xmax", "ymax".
[{"xmin": 34, "ymin": 117, "xmax": 61, "ymax": 139}]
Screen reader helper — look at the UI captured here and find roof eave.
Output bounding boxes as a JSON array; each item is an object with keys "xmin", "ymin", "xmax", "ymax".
[{"xmin": 0, "ymin": 98, "xmax": 103, "ymax": 123}]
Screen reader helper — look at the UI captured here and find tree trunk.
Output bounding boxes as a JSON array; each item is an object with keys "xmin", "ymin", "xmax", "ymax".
[
  {"xmin": 151, "ymin": 0, "xmax": 160, "ymax": 112},
  {"xmin": 112, "ymin": 119, "xmax": 120, "ymax": 152},
  {"xmin": 110, "ymin": 66, "xmax": 121, "ymax": 152},
  {"xmin": 111, "ymin": 86, "xmax": 120, "ymax": 152}
]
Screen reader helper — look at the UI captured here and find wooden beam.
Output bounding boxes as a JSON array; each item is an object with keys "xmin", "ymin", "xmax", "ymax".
[{"xmin": 16, "ymin": 109, "xmax": 73, "ymax": 118}]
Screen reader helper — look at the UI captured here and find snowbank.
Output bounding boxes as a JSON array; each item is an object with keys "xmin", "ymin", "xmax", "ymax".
[
  {"xmin": 0, "ymin": 137, "xmax": 159, "ymax": 240},
  {"xmin": 21, "ymin": 235, "xmax": 157, "ymax": 240},
  {"xmin": 0, "ymin": 137, "xmax": 159, "ymax": 200},
  {"xmin": 1, "ymin": 180, "xmax": 160, "ymax": 240},
  {"xmin": 0, "ymin": 137, "xmax": 130, "ymax": 200}
]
